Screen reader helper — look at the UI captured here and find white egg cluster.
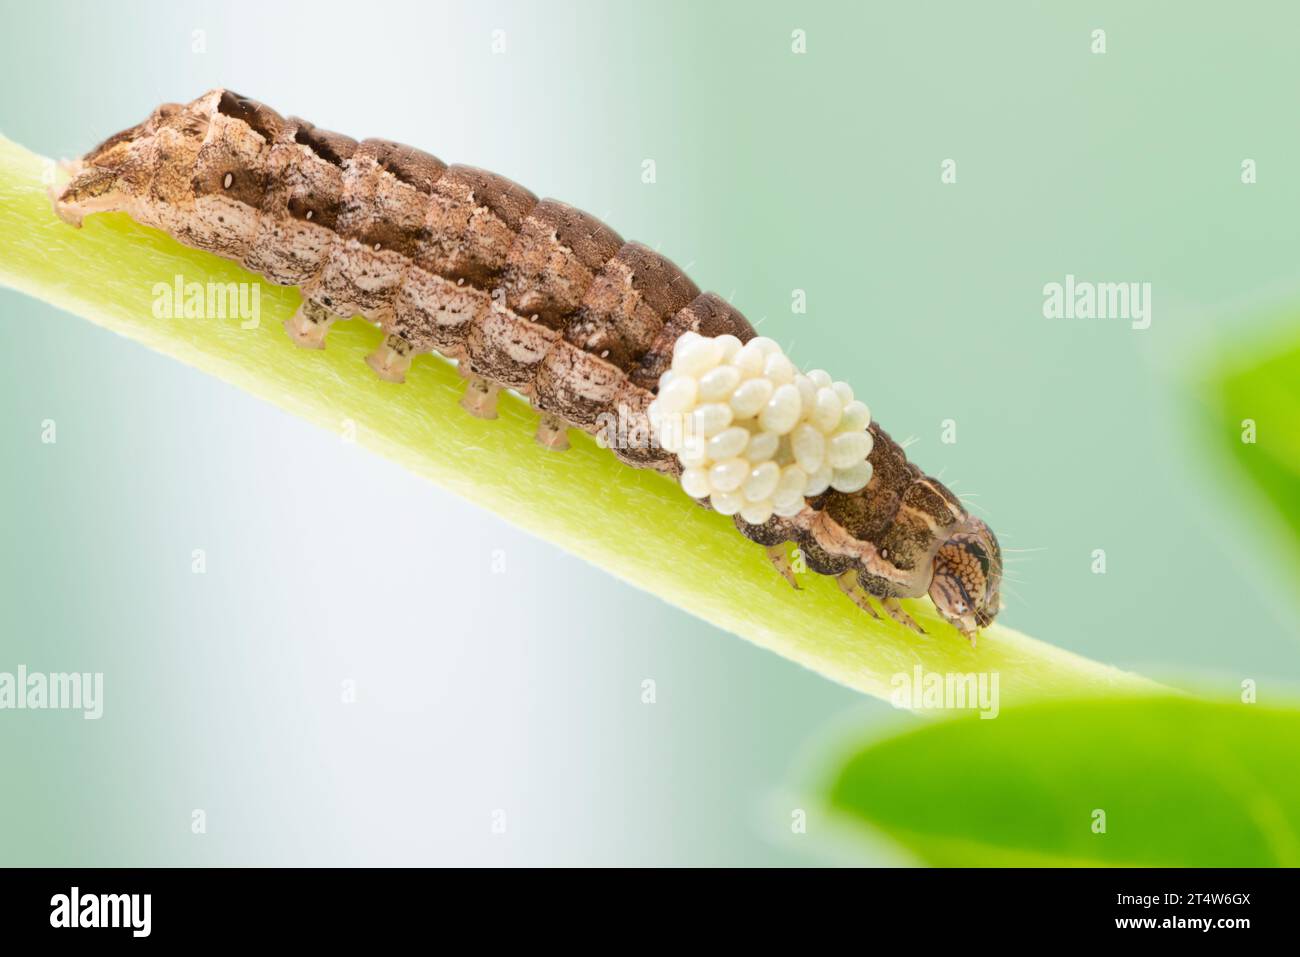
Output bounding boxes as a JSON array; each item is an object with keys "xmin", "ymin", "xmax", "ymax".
[{"xmin": 646, "ymin": 332, "xmax": 874, "ymax": 525}]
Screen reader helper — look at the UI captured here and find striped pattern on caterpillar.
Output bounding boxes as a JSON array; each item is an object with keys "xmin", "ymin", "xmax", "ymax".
[{"xmin": 51, "ymin": 89, "xmax": 1003, "ymax": 642}]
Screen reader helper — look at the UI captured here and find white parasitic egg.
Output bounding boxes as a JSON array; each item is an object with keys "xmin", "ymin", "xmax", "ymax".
[
  {"xmin": 677, "ymin": 338, "xmax": 722, "ymax": 376},
  {"xmin": 804, "ymin": 463, "xmax": 833, "ymax": 497},
  {"xmin": 759, "ymin": 383, "xmax": 802, "ymax": 434},
  {"xmin": 810, "ymin": 387, "xmax": 843, "ymax": 432},
  {"xmin": 793, "ymin": 373, "xmax": 817, "ymax": 413},
  {"xmin": 656, "ymin": 375, "xmax": 697, "ymax": 414},
  {"xmin": 709, "ymin": 457, "xmax": 750, "ymax": 493},
  {"xmin": 763, "ymin": 351, "xmax": 796, "ymax": 385},
  {"xmin": 743, "ymin": 461, "xmax": 781, "ymax": 502},
  {"xmin": 678, "ymin": 438, "xmax": 708, "ymax": 470},
  {"xmin": 828, "ymin": 430, "xmax": 872, "ymax": 469},
  {"xmin": 731, "ymin": 341, "xmax": 766, "ymax": 377},
  {"xmin": 791, "ymin": 423, "xmax": 825, "ymax": 474},
  {"xmin": 680, "ymin": 467, "xmax": 711, "ymax": 499},
  {"xmin": 648, "ymin": 333, "xmax": 876, "ymax": 527},
  {"xmin": 840, "ymin": 399, "xmax": 871, "ymax": 433},
  {"xmin": 707, "ymin": 426, "xmax": 750, "ymax": 461},
  {"xmin": 715, "ymin": 334, "xmax": 744, "ymax": 361},
  {"xmin": 710, "ymin": 490, "xmax": 744, "ymax": 515},
  {"xmin": 745, "ymin": 430, "xmax": 780, "ymax": 463},
  {"xmin": 698, "ymin": 365, "xmax": 742, "ymax": 401},
  {"xmin": 730, "ymin": 377, "xmax": 773, "ymax": 418},
  {"xmin": 773, "ymin": 464, "xmax": 808, "ymax": 506},
  {"xmin": 692, "ymin": 402, "xmax": 734, "ymax": 437},
  {"xmin": 831, "ymin": 459, "xmax": 873, "ymax": 493},
  {"xmin": 772, "ymin": 498, "xmax": 806, "ymax": 518}
]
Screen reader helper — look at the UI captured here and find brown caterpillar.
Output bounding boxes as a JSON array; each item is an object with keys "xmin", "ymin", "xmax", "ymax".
[{"xmin": 52, "ymin": 89, "xmax": 1003, "ymax": 642}]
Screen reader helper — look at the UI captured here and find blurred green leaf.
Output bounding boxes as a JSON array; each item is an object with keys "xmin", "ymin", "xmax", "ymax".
[
  {"xmin": 825, "ymin": 697, "xmax": 1300, "ymax": 866},
  {"xmin": 1208, "ymin": 329, "xmax": 1300, "ymax": 553}
]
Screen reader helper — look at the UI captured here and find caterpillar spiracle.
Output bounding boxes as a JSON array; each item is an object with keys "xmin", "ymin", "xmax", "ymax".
[{"xmin": 51, "ymin": 89, "xmax": 1003, "ymax": 642}]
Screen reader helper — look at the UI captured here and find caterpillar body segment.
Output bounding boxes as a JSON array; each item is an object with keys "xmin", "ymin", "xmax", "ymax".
[{"xmin": 52, "ymin": 89, "xmax": 1003, "ymax": 642}]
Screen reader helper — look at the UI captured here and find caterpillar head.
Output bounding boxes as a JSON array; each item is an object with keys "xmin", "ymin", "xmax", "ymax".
[
  {"xmin": 928, "ymin": 517, "xmax": 1002, "ymax": 643},
  {"xmin": 51, "ymin": 91, "xmax": 252, "ymax": 228},
  {"xmin": 50, "ymin": 100, "xmax": 195, "ymax": 226}
]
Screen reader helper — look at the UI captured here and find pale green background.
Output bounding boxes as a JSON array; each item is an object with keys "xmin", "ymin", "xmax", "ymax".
[{"xmin": 1, "ymin": 0, "xmax": 1297, "ymax": 865}]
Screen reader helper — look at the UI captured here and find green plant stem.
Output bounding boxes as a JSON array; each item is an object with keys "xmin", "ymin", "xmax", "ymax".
[{"xmin": 0, "ymin": 137, "xmax": 1157, "ymax": 708}]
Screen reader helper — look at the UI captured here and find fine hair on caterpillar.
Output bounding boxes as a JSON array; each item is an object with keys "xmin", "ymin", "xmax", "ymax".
[{"xmin": 51, "ymin": 88, "xmax": 1004, "ymax": 643}]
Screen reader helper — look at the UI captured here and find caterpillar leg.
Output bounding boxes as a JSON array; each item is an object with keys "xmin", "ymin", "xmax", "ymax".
[
  {"xmin": 366, "ymin": 333, "xmax": 414, "ymax": 383},
  {"xmin": 764, "ymin": 544, "xmax": 801, "ymax": 590},
  {"xmin": 284, "ymin": 299, "xmax": 340, "ymax": 350},
  {"xmin": 836, "ymin": 572, "xmax": 880, "ymax": 619},
  {"xmin": 459, "ymin": 373, "xmax": 501, "ymax": 419},
  {"xmin": 881, "ymin": 597, "xmax": 927, "ymax": 636},
  {"xmin": 534, "ymin": 412, "xmax": 570, "ymax": 451}
]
